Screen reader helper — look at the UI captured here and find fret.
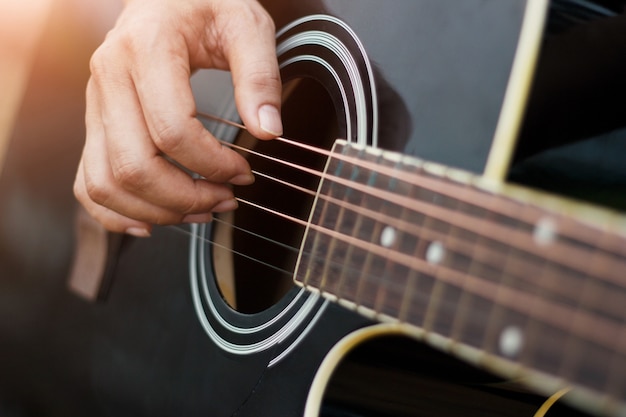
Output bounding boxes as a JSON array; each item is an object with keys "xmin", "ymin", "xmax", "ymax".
[
  {"xmin": 558, "ymin": 249, "xmax": 607, "ymax": 381},
  {"xmin": 377, "ymin": 262, "xmax": 412, "ymax": 319},
  {"xmin": 400, "ymin": 270, "xmax": 437, "ymax": 327},
  {"xmin": 499, "ymin": 236, "xmax": 569, "ymax": 376},
  {"xmin": 409, "ymin": 178, "xmax": 450, "ymax": 333},
  {"xmin": 525, "ymin": 202, "xmax": 626, "ymax": 258},
  {"xmin": 294, "ymin": 140, "xmax": 626, "ymax": 409},
  {"xmin": 481, "ymin": 209, "xmax": 531, "ymax": 363},
  {"xmin": 369, "ymin": 162, "xmax": 414, "ymax": 317},
  {"xmin": 421, "ymin": 175, "xmax": 473, "ymax": 338},
  {"xmin": 523, "ymin": 319, "xmax": 573, "ymax": 378},
  {"xmin": 453, "ymin": 294, "xmax": 495, "ymax": 349},
  {"xmin": 449, "ymin": 195, "xmax": 501, "ymax": 348},
  {"xmin": 345, "ymin": 149, "xmax": 410, "ymax": 314},
  {"xmin": 567, "ymin": 241, "xmax": 626, "ymax": 399},
  {"xmin": 570, "ymin": 339, "xmax": 617, "ymax": 398},
  {"xmin": 522, "ymin": 317, "xmax": 575, "ymax": 377},
  {"xmin": 329, "ymin": 198, "xmax": 365, "ymax": 298},
  {"xmin": 607, "ymin": 342, "xmax": 626, "ymax": 405},
  {"xmin": 397, "ymin": 183, "xmax": 437, "ymax": 327},
  {"xmin": 587, "ymin": 268, "xmax": 626, "ymax": 325},
  {"xmin": 338, "ymin": 148, "xmax": 386, "ymax": 308},
  {"xmin": 425, "ymin": 283, "xmax": 463, "ymax": 337},
  {"xmin": 483, "ymin": 307, "xmax": 530, "ymax": 361},
  {"xmin": 317, "ymin": 183, "xmax": 345, "ymax": 295},
  {"xmin": 298, "ymin": 148, "xmax": 346, "ymax": 291}
]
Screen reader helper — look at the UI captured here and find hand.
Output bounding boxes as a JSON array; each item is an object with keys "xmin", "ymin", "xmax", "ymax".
[{"xmin": 74, "ymin": 0, "xmax": 283, "ymax": 237}]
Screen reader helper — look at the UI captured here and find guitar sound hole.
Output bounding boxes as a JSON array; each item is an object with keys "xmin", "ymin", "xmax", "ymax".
[{"xmin": 212, "ymin": 77, "xmax": 341, "ymax": 313}]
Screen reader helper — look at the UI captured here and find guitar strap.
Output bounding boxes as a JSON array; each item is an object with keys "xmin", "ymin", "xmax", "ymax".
[{"xmin": 68, "ymin": 206, "xmax": 124, "ymax": 301}]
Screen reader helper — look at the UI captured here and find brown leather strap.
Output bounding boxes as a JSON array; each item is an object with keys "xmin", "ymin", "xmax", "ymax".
[
  {"xmin": 67, "ymin": 206, "xmax": 111, "ymax": 300},
  {"xmin": 68, "ymin": 206, "xmax": 124, "ymax": 301}
]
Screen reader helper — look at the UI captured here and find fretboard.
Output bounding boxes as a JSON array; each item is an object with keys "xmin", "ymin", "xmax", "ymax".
[{"xmin": 294, "ymin": 139, "xmax": 626, "ymax": 413}]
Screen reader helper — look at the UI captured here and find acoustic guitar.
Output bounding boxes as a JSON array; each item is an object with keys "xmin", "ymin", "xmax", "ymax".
[
  {"xmin": 178, "ymin": 0, "xmax": 626, "ymax": 415},
  {"xmin": 3, "ymin": 0, "xmax": 624, "ymax": 416}
]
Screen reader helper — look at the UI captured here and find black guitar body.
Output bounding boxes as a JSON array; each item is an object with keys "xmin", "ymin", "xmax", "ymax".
[
  {"xmin": 97, "ymin": 1, "xmax": 557, "ymax": 415},
  {"xmin": 84, "ymin": 227, "xmax": 370, "ymax": 417},
  {"xmin": 93, "ymin": 227, "xmax": 555, "ymax": 417},
  {"xmin": 76, "ymin": 1, "xmax": 549, "ymax": 414}
]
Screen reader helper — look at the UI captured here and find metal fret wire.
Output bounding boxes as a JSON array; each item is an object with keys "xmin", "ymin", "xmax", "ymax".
[{"xmin": 190, "ymin": 112, "xmax": 626, "ymax": 357}]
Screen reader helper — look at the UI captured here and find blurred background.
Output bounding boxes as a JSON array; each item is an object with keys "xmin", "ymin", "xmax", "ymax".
[
  {"xmin": 0, "ymin": 0, "xmax": 121, "ymax": 281},
  {"xmin": 0, "ymin": 0, "xmax": 120, "ymax": 414}
]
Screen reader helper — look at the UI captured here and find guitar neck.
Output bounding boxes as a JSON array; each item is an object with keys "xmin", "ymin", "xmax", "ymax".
[{"xmin": 295, "ymin": 139, "xmax": 626, "ymax": 409}]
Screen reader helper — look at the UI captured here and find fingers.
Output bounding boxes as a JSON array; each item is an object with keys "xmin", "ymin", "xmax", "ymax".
[
  {"xmin": 218, "ymin": 0, "xmax": 284, "ymax": 139},
  {"xmin": 74, "ymin": 159, "xmax": 154, "ymax": 237},
  {"xmin": 75, "ymin": 0, "xmax": 284, "ymax": 234},
  {"xmin": 76, "ymin": 79, "xmax": 235, "ymax": 233},
  {"xmin": 130, "ymin": 51, "xmax": 256, "ymax": 184}
]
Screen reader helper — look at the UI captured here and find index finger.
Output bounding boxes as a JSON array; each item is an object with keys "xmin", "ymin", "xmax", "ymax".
[
  {"xmin": 135, "ymin": 52, "xmax": 255, "ymax": 184},
  {"xmin": 217, "ymin": 2, "xmax": 284, "ymax": 139}
]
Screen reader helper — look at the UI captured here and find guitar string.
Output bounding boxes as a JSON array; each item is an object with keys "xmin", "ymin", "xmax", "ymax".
[
  {"xmin": 198, "ymin": 111, "xmax": 626, "ymax": 290},
  {"xmin": 168, "ymin": 219, "xmax": 379, "ymax": 288},
  {"xmin": 246, "ymin": 172, "xmax": 624, "ymax": 320},
  {"xmin": 168, "ymin": 223, "xmax": 294, "ymax": 276},
  {"xmin": 183, "ymin": 112, "xmax": 626, "ymax": 352},
  {"xmin": 171, "ymin": 201, "xmax": 626, "ymax": 357},
  {"xmin": 189, "ymin": 114, "xmax": 624, "ymax": 394},
  {"xmin": 199, "ymin": 111, "xmax": 626, "ymax": 260},
  {"xmin": 195, "ymin": 112, "xmax": 624, "ymax": 326}
]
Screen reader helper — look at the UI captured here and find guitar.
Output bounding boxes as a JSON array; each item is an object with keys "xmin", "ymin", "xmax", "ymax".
[
  {"xmin": 177, "ymin": 0, "xmax": 626, "ymax": 415},
  {"xmin": 1, "ymin": 0, "xmax": 624, "ymax": 416}
]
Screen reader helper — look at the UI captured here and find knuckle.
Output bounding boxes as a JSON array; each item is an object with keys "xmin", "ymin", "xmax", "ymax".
[
  {"xmin": 179, "ymin": 198, "xmax": 203, "ymax": 216},
  {"xmin": 230, "ymin": 1, "xmax": 275, "ymax": 31},
  {"xmin": 248, "ymin": 65, "xmax": 281, "ymax": 91},
  {"xmin": 88, "ymin": 47, "xmax": 108, "ymax": 77},
  {"xmin": 177, "ymin": 187, "xmax": 209, "ymax": 215},
  {"xmin": 83, "ymin": 174, "xmax": 113, "ymax": 207},
  {"xmin": 222, "ymin": 3, "xmax": 276, "ymax": 45},
  {"xmin": 73, "ymin": 178, "xmax": 88, "ymax": 206},
  {"xmin": 89, "ymin": 37, "xmax": 121, "ymax": 74},
  {"xmin": 251, "ymin": 6, "xmax": 275, "ymax": 33},
  {"xmin": 178, "ymin": 180, "xmax": 224, "ymax": 215},
  {"xmin": 88, "ymin": 31, "xmax": 134, "ymax": 80},
  {"xmin": 112, "ymin": 156, "xmax": 152, "ymax": 192},
  {"xmin": 151, "ymin": 118, "xmax": 188, "ymax": 154}
]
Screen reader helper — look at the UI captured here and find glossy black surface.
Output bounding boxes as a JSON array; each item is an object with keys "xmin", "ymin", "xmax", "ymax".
[{"xmin": 262, "ymin": 0, "xmax": 527, "ymax": 173}]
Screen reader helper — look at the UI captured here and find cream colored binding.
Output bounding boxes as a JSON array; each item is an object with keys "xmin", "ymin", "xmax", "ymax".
[{"xmin": 483, "ymin": 0, "xmax": 549, "ymax": 182}]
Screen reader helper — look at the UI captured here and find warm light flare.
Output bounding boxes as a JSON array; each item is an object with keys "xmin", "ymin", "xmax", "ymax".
[
  {"xmin": 0, "ymin": 0, "xmax": 53, "ymax": 54},
  {"xmin": 0, "ymin": 0, "xmax": 54, "ymax": 171}
]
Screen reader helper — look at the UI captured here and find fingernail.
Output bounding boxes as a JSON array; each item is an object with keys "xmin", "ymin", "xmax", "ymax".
[
  {"xmin": 125, "ymin": 227, "xmax": 151, "ymax": 238},
  {"xmin": 212, "ymin": 199, "xmax": 238, "ymax": 213},
  {"xmin": 230, "ymin": 172, "xmax": 255, "ymax": 185},
  {"xmin": 258, "ymin": 104, "xmax": 283, "ymax": 136},
  {"xmin": 182, "ymin": 213, "xmax": 213, "ymax": 224}
]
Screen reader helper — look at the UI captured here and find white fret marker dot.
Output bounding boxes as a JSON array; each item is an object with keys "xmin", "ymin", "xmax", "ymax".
[
  {"xmin": 426, "ymin": 241, "xmax": 445, "ymax": 265},
  {"xmin": 380, "ymin": 226, "xmax": 397, "ymax": 248},
  {"xmin": 533, "ymin": 217, "xmax": 557, "ymax": 247},
  {"xmin": 499, "ymin": 326, "xmax": 524, "ymax": 357}
]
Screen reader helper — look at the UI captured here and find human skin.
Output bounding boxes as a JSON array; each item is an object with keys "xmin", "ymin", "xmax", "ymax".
[{"xmin": 74, "ymin": 0, "xmax": 283, "ymax": 237}]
